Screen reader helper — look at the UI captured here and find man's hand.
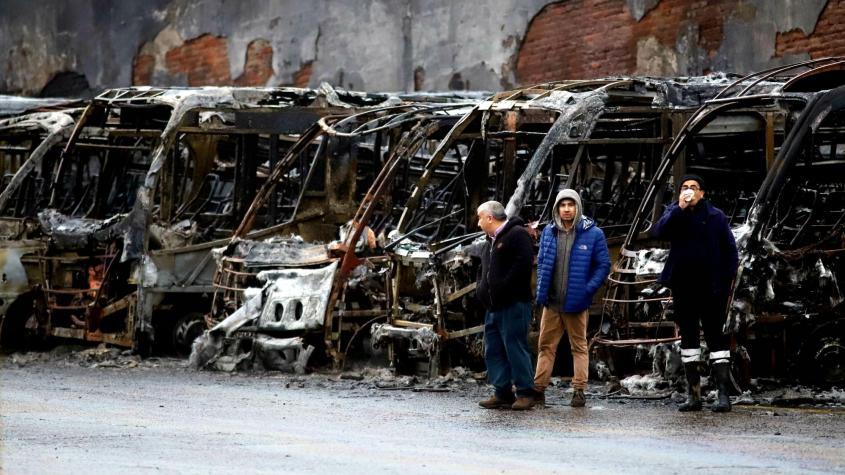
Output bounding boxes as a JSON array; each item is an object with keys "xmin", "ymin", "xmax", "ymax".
[{"xmin": 678, "ymin": 189, "xmax": 694, "ymax": 209}]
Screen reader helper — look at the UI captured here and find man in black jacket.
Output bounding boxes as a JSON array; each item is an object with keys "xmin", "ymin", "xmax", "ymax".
[
  {"xmin": 475, "ymin": 201, "xmax": 536, "ymax": 410},
  {"xmin": 652, "ymin": 174, "xmax": 738, "ymax": 412}
]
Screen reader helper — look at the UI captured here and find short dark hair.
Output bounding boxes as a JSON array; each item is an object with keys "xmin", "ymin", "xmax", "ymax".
[{"xmin": 679, "ymin": 173, "xmax": 705, "ymax": 191}]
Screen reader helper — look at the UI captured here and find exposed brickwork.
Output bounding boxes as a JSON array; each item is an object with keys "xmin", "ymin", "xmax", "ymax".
[
  {"xmin": 136, "ymin": 35, "xmax": 276, "ymax": 87},
  {"xmin": 165, "ymin": 34, "xmax": 231, "ymax": 86},
  {"xmin": 234, "ymin": 39, "xmax": 274, "ymax": 86},
  {"xmin": 125, "ymin": 2, "xmax": 845, "ymax": 91},
  {"xmin": 132, "ymin": 53, "xmax": 155, "ymax": 86},
  {"xmin": 292, "ymin": 61, "xmax": 313, "ymax": 88},
  {"xmin": 515, "ymin": 0, "xmax": 839, "ymax": 84},
  {"xmin": 775, "ymin": 1, "xmax": 845, "ymax": 58}
]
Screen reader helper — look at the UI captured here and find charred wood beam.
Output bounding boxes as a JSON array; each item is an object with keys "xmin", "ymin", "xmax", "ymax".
[
  {"xmin": 159, "ymin": 143, "xmax": 176, "ymax": 222},
  {"xmin": 233, "ymin": 134, "xmax": 258, "ymax": 223},
  {"xmin": 268, "ymin": 134, "xmax": 279, "ymax": 221},
  {"xmin": 502, "ymin": 111, "xmax": 518, "ymax": 201},
  {"xmin": 73, "ymin": 143, "xmax": 150, "ymax": 151}
]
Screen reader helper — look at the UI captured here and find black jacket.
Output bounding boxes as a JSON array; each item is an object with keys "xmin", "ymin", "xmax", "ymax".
[
  {"xmin": 651, "ymin": 200, "xmax": 739, "ymax": 296},
  {"xmin": 476, "ymin": 217, "xmax": 534, "ymax": 311}
]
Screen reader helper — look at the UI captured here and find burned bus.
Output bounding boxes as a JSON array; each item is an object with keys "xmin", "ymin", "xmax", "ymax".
[
  {"xmin": 192, "ymin": 99, "xmax": 480, "ymax": 372},
  {"xmin": 0, "ymin": 109, "xmax": 81, "ymax": 350},
  {"xmin": 3, "ymin": 86, "xmax": 394, "ymax": 354},
  {"xmin": 601, "ymin": 58, "xmax": 845, "ymax": 385},
  {"xmin": 374, "ymin": 77, "xmax": 729, "ymax": 376},
  {"xmin": 194, "ymin": 76, "xmax": 733, "ymax": 375}
]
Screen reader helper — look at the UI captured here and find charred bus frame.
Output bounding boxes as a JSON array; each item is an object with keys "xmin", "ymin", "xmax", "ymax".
[
  {"xmin": 9, "ymin": 86, "xmax": 392, "ymax": 354},
  {"xmin": 600, "ymin": 58, "xmax": 845, "ymax": 385}
]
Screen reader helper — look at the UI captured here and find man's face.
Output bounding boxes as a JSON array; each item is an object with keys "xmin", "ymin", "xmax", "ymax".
[
  {"xmin": 477, "ymin": 211, "xmax": 495, "ymax": 236},
  {"xmin": 680, "ymin": 179, "xmax": 705, "ymax": 207},
  {"xmin": 558, "ymin": 199, "xmax": 577, "ymax": 224}
]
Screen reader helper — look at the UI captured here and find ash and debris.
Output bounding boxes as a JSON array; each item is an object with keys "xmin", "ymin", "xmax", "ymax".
[
  {"xmin": 733, "ymin": 382, "xmax": 845, "ymax": 408},
  {"xmin": 37, "ymin": 209, "xmax": 127, "ymax": 249},
  {"xmin": 4, "ymin": 346, "xmax": 487, "ymax": 393},
  {"xmin": 4, "ymin": 344, "xmax": 845, "ymax": 408},
  {"xmin": 336, "ymin": 365, "xmax": 487, "ymax": 393},
  {"xmin": 215, "ymin": 237, "xmax": 331, "ymax": 268},
  {"xmin": 633, "ymin": 248, "xmax": 669, "ymax": 275},
  {"xmin": 608, "ymin": 373, "xmax": 845, "ymax": 408},
  {"xmin": 618, "ymin": 374, "xmax": 672, "ymax": 396},
  {"xmin": 729, "ymin": 233, "xmax": 844, "ymax": 333},
  {"xmin": 5, "ymin": 344, "xmax": 183, "ymax": 370}
]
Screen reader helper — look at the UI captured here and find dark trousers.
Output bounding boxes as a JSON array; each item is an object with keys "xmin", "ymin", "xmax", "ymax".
[
  {"xmin": 673, "ymin": 287, "xmax": 730, "ymax": 353},
  {"xmin": 484, "ymin": 301, "xmax": 534, "ymax": 399}
]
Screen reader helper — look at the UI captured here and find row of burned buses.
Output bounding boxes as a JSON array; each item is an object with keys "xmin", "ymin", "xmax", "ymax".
[{"xmin": 1, "ymin": 58, "xmax": 843, "ymax": 385}]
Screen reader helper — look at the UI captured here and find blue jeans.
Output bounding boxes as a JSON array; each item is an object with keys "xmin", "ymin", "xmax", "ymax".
[{"xmin": 484, "ymin": 301, "xmax": 534, "ymax": 399}]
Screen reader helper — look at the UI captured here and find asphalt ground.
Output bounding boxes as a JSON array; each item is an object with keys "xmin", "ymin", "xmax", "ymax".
[{"xmin": 1, "ymin": 359, "xmax": 844, "ymax": 474}]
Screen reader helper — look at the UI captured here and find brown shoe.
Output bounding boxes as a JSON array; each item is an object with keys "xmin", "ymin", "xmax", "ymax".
[
  {"xmin": 533, "ymin": 389, "xmax": 546, "ymax": 407},
  {"xmin": 511, "ymin": 396, "xmax": 536, "ymax": 411},
  {"xmin": 478, "ymin": 395, "xmax": 515, "ymax": 409},
  {"xmin": 570, "ymin": 389, "xmax": 586, "ymax": 407}
]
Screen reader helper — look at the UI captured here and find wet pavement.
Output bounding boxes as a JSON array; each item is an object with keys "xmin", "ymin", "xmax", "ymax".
[{"xmin": 1, "ymin": 358, "xmax": 844, "ymax": 474}]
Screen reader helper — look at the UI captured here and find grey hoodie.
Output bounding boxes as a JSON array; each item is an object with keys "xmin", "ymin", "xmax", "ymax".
[{"xmin": 548, "ymin": 189, "xmax": 582, "ymax": 307}]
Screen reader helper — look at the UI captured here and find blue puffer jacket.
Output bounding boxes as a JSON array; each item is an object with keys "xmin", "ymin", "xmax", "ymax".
[{"xmin": 535, "ymin": 217, "xmax": 611, "ymax": 313}]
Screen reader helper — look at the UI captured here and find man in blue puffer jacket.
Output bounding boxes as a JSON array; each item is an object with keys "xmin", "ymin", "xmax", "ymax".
[{"xmin": 533, "ymin": 189, "xmax": 610, "ymax": 407}]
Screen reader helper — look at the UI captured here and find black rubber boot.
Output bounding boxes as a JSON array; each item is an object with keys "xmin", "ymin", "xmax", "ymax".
[
  {"xmin": 678, "ymin": 362, "xmax": 702, "ymax": 412},
  {"xmin": 711, "ymin": 362, "xmax": 732, "ymax": 413}
]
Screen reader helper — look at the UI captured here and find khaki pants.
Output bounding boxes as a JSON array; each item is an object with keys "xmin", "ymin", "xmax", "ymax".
[{"xmin": 534, "ymin": 307, "xmax": 589, "ymax": 391}]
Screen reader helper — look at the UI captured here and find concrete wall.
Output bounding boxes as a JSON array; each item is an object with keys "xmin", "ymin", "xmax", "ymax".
[
  {"xmin": 1, "ymin": 0, "xmax": 844, "ymax": 96},
  {"xmin": 0, "ymin": 0, "xmax": 550, "ymax": 95}
]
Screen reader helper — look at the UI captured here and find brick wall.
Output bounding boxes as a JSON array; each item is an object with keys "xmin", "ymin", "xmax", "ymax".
[
  {"xmin": 165, "ymin": 34, "xmax": 232, "ymax": 86},
  {"xmin": 776, "ymin": 1, "xmax": 845, "ymax": 58},
  {"xmin": 516, "ymin": 0, "xmax": 845, "ymax": 84},
  {"xmin": 132, "ymin": 54, "xmax": 156, "ymax": 86},
  {"xmin": 234, "ymin": 39, "xmax": 274, "ymax": 86},
  {"xmin": 117, "ymin": 0, "xmax": 845, "ymax": 92},
  {"xmin": 133, "ymin": 35, "xmax": 278, "ymax": 88},
  {"xmin": 292, "ymin": 61, "xmax": 314, "ymax": 88}
]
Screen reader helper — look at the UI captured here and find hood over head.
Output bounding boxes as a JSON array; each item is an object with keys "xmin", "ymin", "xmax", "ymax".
[{"xmin": 552, "ymin": 188, "xmax": 582, "ymax": 231}]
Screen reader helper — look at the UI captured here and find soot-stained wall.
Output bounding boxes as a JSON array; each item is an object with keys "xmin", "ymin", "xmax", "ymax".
[{"xmin": 1, "ymin": 0, "xmax": 844, "ymax": 96}]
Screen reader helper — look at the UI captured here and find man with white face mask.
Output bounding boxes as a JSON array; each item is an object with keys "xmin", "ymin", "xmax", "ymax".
[{"xmin": 652, "ymin": 174, "xmax": 739, "ymax": 412}]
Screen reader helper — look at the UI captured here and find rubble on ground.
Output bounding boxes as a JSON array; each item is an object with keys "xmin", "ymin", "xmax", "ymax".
[{"xmin": 4, "ymin": 344, "xmax": 184, "ymax": 370}]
